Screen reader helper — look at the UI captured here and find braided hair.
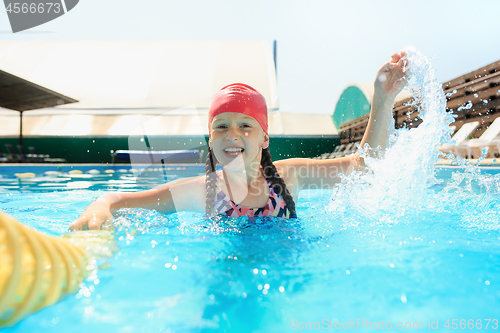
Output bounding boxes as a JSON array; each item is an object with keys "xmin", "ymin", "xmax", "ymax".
[
  {"xmin": 260, "ymin": 148, "xmax": 296, "ymax": 217},
  {"xmin": 205, "ymin": 147, "xmax": 218, "ymax": 216},
  {"xmin": 204, "ymin": 147, "xmax": 297, "ymax": 218}
]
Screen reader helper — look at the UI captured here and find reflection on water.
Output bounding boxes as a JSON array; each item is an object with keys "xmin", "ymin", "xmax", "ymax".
[
  {"xmin": 0, "ymin": 165, "xmax": 203, "ymax": 193},
  {"xmin": 2, "ymin": 171, "xmax": 499, "ymax": 332},
  {"xmin": 1, "ymin": 48, "xmax": 500, "ymax": 332}
]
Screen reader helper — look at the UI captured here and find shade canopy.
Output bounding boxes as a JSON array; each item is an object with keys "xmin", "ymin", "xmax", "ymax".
[
  {"xmin": 0, "ymin": 40, "xmax": 336, "ymax": 137},
  {"xmin": 0, "ymin": 69, "xmax": 77, "ymax": 111},
  {"xmin": 0, "ymin": 40, "xmax": 278, "ymax": 110},
  {"xmin": 0, "ymin": 68, "xmax": 78, "ymax": 146}
]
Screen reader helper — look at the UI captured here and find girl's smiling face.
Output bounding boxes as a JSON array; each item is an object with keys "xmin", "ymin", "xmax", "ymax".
[{"xmin": 210, "ymin": 112, "xmax": 269, "ymax": 169}]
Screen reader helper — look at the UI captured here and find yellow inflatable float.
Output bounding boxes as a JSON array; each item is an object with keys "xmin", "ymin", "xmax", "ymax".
[{"xmin": 0, "ymin": 211, "xmax": 115, "ymax": 328}]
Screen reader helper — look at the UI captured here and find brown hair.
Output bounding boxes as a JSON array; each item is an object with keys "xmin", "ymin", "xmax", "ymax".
[{"xmin": 205, "ymin": 147, "xmax": 296, "ymax": 218}]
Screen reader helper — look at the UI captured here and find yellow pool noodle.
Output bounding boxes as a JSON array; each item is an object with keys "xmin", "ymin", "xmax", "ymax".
[
  {"xmin": 0, "ymin": 211, "xmax": 115, "ymax": 328},
  {"xmin": 14, "ymin": 173, "xmax": 36, "ymax": 179}
]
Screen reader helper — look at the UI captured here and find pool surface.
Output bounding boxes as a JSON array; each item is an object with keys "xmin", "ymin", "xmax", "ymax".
[
  {"xmin": 2, "ymin": 48, "xmax": 500, "ymax": 332},
  {"xmin": 0, "ymin": 164, "xmax": 499, "ymax": 332}
]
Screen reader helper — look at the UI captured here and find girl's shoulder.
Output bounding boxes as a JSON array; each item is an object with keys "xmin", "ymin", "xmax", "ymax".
[
  {"xmin": 166, "ymin": 175, "xmax": 207, "ymax": 213},
  {"xmin": 272, "ymin": 158, "xmax": 305, "ymax": 188}
]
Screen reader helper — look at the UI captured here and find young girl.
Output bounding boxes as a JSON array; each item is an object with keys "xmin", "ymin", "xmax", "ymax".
[{"xmin": 69, "ymin": 51, "xmax": 407, "ymax": 230}]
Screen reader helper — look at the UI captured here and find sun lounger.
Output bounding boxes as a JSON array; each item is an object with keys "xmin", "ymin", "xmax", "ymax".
[
  {"xmin": 325, "ymin": 145, "xmax": 344, "ymax": 159},
  {"xmin": 28, "ymin": 147, "xmax": 50, "ymax": 160},
  {"xmin": 17, "ymin": 146, "xmax": 67, "ymax": 163},
  {"xmin": 332, "ymin": 142, "xmax": 358, "ymax": 158},
  {"xmin": 315, "ymin": 152, "xmax": 330, "ymax": 160},
  {"xmin": 17, "ymin": 145, "xmax": 43, "ymax": 163},
  {"xmin": 5, "ymin": 144, "xmax": 23, "ymax": 163},
  {"xmin": 466, "ymin": 117, "xmax": 500, "ymax": 158},
  {"xmin": 0, "ymin": 148, "xmax": 9, "ymax": 163},
  {"xmin": 437, "ymin": 121, "xmax": 480, "ymax": 159},
  {"xmin": 112, "ymin": 149, "xmax": 202, "ymax": 164},
  {"xmin": 331, "ymin": 143, "xmax": 350, "ymax": 158},
  {"xmin": 343, "ymin": 141, "xmax": 360, "ymax": 156}
]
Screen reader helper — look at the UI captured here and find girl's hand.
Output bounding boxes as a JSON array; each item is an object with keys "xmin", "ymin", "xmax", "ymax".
[
  {"xmin": 374, "ymin": 51, "xmax": 408, "ymax": 103},
  {"xmin": 69, "ymin": 194, "xmax": 119, "ymax": 230},
  {"xmin": 69, "ymin": 207, "xmax": 113, "ymax": 231}
]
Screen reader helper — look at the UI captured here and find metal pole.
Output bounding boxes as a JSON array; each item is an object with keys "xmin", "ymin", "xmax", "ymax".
[
  {"xmin": 273, "ymin": 40, "xmax": 277, "ymax": 77},
  {"xmin": 19, "ymin": 111, "xmax": 23, "ymax": 147}
]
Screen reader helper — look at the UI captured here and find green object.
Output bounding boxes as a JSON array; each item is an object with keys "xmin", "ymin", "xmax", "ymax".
[
  {"xmin": 0, "ymin": 135, "xmax": 339, "ymax": 164},
  {"xmin": 332, "ymin": 85, "xmax": 371, "ymax": 130}
]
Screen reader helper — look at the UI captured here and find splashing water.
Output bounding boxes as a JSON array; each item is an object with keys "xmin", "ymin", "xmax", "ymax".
[{"xmin": 327, "ymin": 46, "xmax": 500, "ymax": 230}]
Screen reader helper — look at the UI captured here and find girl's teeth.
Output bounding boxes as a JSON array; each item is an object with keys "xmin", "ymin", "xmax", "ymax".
[{"xmin": 224, "ymin": 148, "xmax": 243, "ymax": 156}]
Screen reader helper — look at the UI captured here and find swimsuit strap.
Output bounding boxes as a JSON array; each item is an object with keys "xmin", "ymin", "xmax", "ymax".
[
  {"xmin": 214, "ymin": 170, "xmax": 292, "ymax": 218},
  {"xmin": 216, "ymin": 170, "xmax": 272, "ymax": 201}
]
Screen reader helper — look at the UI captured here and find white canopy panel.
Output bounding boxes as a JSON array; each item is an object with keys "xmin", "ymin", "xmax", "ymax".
[
  {"xmin": 0, "ymin": 41, "xmax": 338, "ymax": 136},
  {"xmin": 0, "ymin": 111, "xmax": 337, "ymax": 136},
  {"xmin": 0, "ymin": 40, "xmax": 278, "ymax": 110}
]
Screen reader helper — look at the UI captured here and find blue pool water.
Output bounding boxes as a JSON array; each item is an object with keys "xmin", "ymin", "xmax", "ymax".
[
  {"xmin": 2, "ymin": 47, "xmax": 500, "ymax": 332},
  {"xmin": 0, "ymin": 164, "xmax": 499, "ymax": 332}
]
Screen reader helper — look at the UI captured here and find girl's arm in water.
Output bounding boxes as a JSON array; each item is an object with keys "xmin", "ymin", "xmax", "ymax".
[
  {"xmin": 68, "ymin": 176, "xmax": 206, "ymax": 230},
  {"xmin": 275, "ymin": 51, "xmax": 408, "ymax": 193}
]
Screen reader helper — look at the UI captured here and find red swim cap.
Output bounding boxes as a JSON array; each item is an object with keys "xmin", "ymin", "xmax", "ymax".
[{"xmin": 208, "ymin": 83, "xmax": 268, "ymax": 135}]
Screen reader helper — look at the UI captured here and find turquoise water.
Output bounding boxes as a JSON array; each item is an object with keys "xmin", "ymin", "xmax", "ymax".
[
  {"xmin": 0, "ymin": 164, "xmax": 500, "ymax": 332},
  {"xmin": 2, "ymin": 48, "xmax": 500, "ymax": 332}
]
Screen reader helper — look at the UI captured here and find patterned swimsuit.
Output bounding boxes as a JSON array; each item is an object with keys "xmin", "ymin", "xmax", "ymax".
[{"xmin": 213, "ymin": 172, "xmax": 293, "ymax": 219}]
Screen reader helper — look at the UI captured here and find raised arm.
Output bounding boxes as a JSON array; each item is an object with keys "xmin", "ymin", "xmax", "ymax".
[
  {"xmin": 361, "ymin": 51, "xmax": 407, "ymax": 151},
  {"xmin": 276, "ymin": 51, "xmax": 408, "ymax": 193},
  {"xmin": 68, "ymin": 176, "xmax": 205, "ymax": 230}
]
